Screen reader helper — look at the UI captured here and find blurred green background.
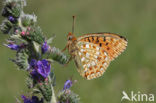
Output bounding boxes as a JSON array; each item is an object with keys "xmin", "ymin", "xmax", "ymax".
[{"xmin": 0, "ymin": 0, "xmax": 156, "ymax": 103}]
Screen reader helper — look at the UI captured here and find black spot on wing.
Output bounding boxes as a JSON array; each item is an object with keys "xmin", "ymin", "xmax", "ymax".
[
  {"xmin": 92, "ymin": 36, "xmax": 94, "ymax": 41},
  {"xmin": 105, "ymin": 42, "xmax": 109, "ymax": 46},
  {"xmin": 99, "ymin": 43, "xmax": 102, "ymax": 47},
  {"xmin": 88, "ymin": 37, "xmax": 91, "ymax": 42},
  {"xmin": 96, "ymin": 37, "xmax": 99, "ymax": 43},
  {"xmin": 103, "ymin": 37, "xmax": 106, "ymax": 41},
  {"xmin": 120, "ymin": 35, "xmax": 127, "ymax": 41}
]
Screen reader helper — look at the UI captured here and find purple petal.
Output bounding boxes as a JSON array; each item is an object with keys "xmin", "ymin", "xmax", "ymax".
[
  {"xmin": 29, "ymin": 59, "xmax": 37, "ymax": 68},
  {"xmin": 8, "ymin": 16, "xmax": 15, "ymax": 22},
  {"xmin": 37, "ymin": 59, "xmax": 51, "ymax": 78},
  {"xmin": 21, "ymin": 95, "xmax": 43, "ymax": 103},
  {"xmin": 21, "ymin": 95, "xmax": 32, "ymax": 103},
  {"xmin": 41, "ymin": 41, "xmax": 50, "ymax": 54},
  {"xmin": 63, "ymin": 80, "xmax": 72, "ymax": 90},
  {"xmin": 30, "ymin": 70, "xmax": 41, "ymax": 80},
  {"xmin": 6, "ymin": 43, "xmax": 20, "ymax": 51}
]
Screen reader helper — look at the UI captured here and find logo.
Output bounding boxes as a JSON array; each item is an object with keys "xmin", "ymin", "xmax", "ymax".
[{"xmin": 121, "ymin": 91, "xmax": 155, "ymax": 102}]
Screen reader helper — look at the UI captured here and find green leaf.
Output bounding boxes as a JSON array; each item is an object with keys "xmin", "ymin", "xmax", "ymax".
[
  {"xmin": 9, "ymin": 34, "xmax": 28, "ymax": 44},
  {"xmin": 50, "ymin": 70, "xmax": 56, "ymax": 86},
  {"xmin": 11, "ymin": 49, "xmax": 29, "ymax": 70},
  {"xmin": 37, "ymin": 81, "xmax": 52, "ymax": 102},
  {"xmin": 33, "ymin": 41, "xmax": 40, "ymax": 54},
  {"xmin": 22, "ymin": 26, "xmax": 45, "ymax": 44},
  {"xmin": 45, "ymin": 47, "xmax": 69, "ymax": 65},
  {"xmin": 21, "ymin": 14, "xmax": 37, "ymax": 27},
  {"xmin": 0, "ymin": 19, "xmax": 13, "ymax": 34},
  {"xmin": 57, "ymin": 90, "xmax": 80, "ymax": 103},
  {"xmin": 47, "ymin": 34, "xmax": 55, "ymax": 44}
]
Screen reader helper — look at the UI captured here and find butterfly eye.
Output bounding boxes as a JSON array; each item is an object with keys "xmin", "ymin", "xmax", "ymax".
[{"xmin": 68, "ymin": 36, "xmax": 73, "ymax": 40}]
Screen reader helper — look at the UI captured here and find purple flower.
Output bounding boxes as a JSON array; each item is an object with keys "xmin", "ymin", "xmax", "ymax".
[
  {"xmin": 29, "ymin": 59, "xmax": 51, "ymax": 79},
  {"xmin": 63, "ymin": 80, "xmax": 72, "ymax": 90},
  {"xmin": 29, "ymin": 59, "xmax": 37, "ymax": 68},
  {"xmin": 41, "ymin": 41, "xmax": 50, "ymax": 54},
  {"xmin": 30, "ymin": 69, "xmax": 41, "ymax": 81},
  {"xmin": 6, "ymin": 43, "xmax": 20, "ymax": 51},
  {"xmin": 8, "ymin": 16, "xmax": 15, "ymax": 22},
  {"xmin": 37, "ymin": 59, "xmax": 51, "ymax": 78},
  {"xmin": 21, "ymin": 95, "xmax": 43, "ymax": 103}
]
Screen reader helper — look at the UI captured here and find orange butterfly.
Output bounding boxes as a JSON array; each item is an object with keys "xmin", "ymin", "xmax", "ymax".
[{"xmin": 63, "ymin": 16, "xmax": 128, "ymax": 80}]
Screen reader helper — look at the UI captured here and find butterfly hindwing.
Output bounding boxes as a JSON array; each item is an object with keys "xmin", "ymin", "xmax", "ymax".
[{"xmin": 74, "ymin": 41, "xmax": 110, "ymax": 80}]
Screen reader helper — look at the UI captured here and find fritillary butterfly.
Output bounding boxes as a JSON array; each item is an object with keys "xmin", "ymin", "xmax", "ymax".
[{"xmin": 63, "ymin": 17, "xmax": 128, "ymax": 80}]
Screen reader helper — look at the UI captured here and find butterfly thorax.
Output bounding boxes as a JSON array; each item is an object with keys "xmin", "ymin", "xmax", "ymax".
[{"xmin": 67, "ymin": 32, "xmax": 78, "ymax": 56}]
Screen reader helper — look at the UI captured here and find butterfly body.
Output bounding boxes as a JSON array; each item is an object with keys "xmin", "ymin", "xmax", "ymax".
[{"xmin": 65, "ymin": 32, "xmax": 127, "ymax": 80}]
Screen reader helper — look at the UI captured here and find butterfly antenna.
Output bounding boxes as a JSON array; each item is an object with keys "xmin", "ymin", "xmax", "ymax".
[{"xmin": 72, "ymin": 16, "xmax": 76, "ymax": 34}]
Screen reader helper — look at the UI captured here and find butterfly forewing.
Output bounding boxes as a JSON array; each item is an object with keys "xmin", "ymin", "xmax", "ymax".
[
  {"xmin": 74, "ymin": 41, "xmax": 110, "ymax": 80},
  {"xmin": 77, "ymin": 33, "xmax": 128, "ymax": 61}
]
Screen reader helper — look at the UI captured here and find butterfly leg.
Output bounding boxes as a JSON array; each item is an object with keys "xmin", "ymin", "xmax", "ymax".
[{"xmin": 62, "ymin": 45, "xmax": 68, "ymax": 52}]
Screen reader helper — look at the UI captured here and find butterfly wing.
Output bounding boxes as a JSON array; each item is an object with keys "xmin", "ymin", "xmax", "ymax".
[
  {"xmin": 77, "ymin": 33, "xmax": 128, "ymax": 61},
  {"xmin": 74, "ymin": 41, "xmax": 110, "ymax": 80},
  {"xmin": 73, "ymin": 33, "xmax": 127, "ymax": 80}
]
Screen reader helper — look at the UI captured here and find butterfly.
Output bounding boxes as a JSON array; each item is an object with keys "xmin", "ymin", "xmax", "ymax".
[{"xmin": 63, "ymin": 17, "xmax": 128, "ymax": 80}]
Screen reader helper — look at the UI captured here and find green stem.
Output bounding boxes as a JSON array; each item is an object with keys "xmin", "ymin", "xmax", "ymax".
[
  {"xmin": 48, "ymin": 76, "xmax": 57, "ymax": 103},
  {"xmin": 51, "ymin": 84, "xmax": 57, "ymax": 103}
]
